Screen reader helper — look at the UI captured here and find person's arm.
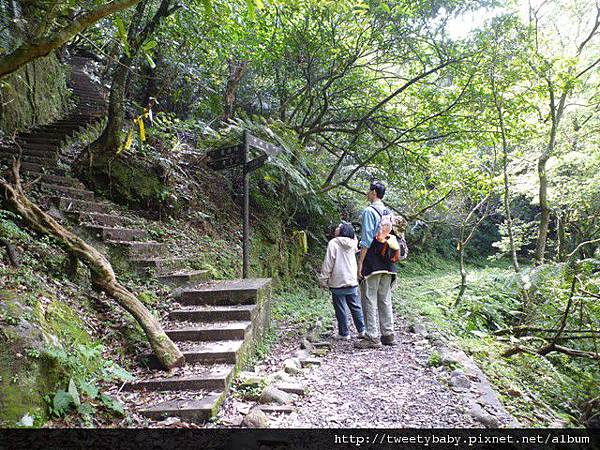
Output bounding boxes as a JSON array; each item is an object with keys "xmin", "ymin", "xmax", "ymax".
[
  {"xmin": 357, "ymin": 247, "xmax": 368, "ymax": 280},
  {"xmin": 358, "ymin": 209, "xmax": 377, "ymax": 279},
  {"xmin": 319, "ymin": 241, "xmax": 335, "ymax": 288}
]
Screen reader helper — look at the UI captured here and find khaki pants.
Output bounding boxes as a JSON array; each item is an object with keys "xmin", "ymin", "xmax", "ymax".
[{"xmin": 359, "ymin": 273, "xmax": 394, "ymax": 341}]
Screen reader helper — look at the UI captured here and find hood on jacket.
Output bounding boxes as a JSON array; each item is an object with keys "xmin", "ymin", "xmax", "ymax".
[{"xmin": 333, "ymin": 236, "xmax": 358, "ymax": 249}]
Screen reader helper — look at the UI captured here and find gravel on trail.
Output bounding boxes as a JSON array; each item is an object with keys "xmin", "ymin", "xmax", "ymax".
[
  {"xmin": 278, "ymin": 326, "xmax": 478, "ymax": 428},
  {"xmin": 217, "ymin": 320, "xmax": 480, "ymax": 428}
]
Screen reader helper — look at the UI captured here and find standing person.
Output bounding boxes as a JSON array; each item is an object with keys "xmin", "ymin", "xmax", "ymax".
[
  {"xmin": 355, "ymin": 181, "xmax": 398, "ymax": 349},
  {"xmin": 319, "ymin": 222, "xmax": 366, "ymax": 340}
]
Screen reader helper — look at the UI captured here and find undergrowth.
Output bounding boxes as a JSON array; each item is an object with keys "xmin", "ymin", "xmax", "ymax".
[
  {"xmin": 394, "ymin": 255, "xmax": 599, "ymax": 427},
  {"xmin": 272, "ymin": 281, "xmax": 334, "ymax": 333}
]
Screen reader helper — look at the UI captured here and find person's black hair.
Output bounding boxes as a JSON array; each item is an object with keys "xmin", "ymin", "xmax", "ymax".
[
  {"xmin": 370, "ymin": 181, "xmax": 386, "ymax": 199},
  {"xmin": 338, "ymin": 222, "xmax": 355, "ymax": 239}
]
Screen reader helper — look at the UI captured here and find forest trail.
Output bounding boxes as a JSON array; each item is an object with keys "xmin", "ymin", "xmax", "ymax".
[
  {"xmin": 276, "ymin": 325, "xmax": 482, "ymax": 428},
  {"xmin": 216, "ymin": 301, "xmax": 520, "ymax": 428}
]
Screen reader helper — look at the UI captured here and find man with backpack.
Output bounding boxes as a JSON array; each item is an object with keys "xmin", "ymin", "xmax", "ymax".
[{"xmin": 355, "ymin": 181, "xmax": 399, "ymax": 349}]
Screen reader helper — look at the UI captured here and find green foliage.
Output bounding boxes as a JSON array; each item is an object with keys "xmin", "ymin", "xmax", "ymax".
[
  {"xmin": 233, "ymin": 376, "xmax": 268, "ymax": 401},
  {"xmin": 42, "ymin": 343, "xmax": 130, "ymax": 420},
  {"xmin": 0, "ymin": 210, "xmax": 27, "ymax": 240},
  {"xmin": 272, "ymin": 284, "xmax": 334, "ymax": 331},
  {"xmin": 428, "ymin": 350, "xmax": 442, "ymax": 367},
  {"xmin": 396, "ymin": 256, "xmax": 599, "ymax": 426}
]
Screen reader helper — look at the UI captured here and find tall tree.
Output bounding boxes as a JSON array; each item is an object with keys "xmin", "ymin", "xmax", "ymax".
[
  {"xmin": 529, "ymin": 0, "xmax": 600, "ymax": 264},
  {"xmin": 95, "ymin": 0, "xmax": 177, "ymax": 154}
]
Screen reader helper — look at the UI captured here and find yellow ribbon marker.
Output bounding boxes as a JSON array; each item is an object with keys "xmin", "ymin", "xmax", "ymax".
[
  {"xmin": 117, "ymin": 128, "xmax": 134, "ymax": 155},
  {"xmin": 137, "ymin": 116, "xmax": 146, "ymax": 143}
]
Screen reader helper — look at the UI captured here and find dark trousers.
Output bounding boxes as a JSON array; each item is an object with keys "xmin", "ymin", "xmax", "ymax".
[{"xmin": 331, "ymin": 288, "xmax": 366, "ymax": 336}]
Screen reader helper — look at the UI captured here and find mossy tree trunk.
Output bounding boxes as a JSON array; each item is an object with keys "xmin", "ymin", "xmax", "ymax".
[{"xmin": 1, "ymin": 159, "xmax": 184, "ymax": 369}]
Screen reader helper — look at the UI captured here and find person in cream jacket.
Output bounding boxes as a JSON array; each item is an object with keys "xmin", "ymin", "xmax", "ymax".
[{"xmin": 319, "ymin": 222, "xmax": 366, "ymax": 340}]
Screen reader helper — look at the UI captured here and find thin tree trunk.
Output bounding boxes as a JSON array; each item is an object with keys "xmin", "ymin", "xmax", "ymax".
[
  {"xmin": 456, "ymin": 242, "xmax": 467, "ymax": 305},
  {"xmin": 557, "ymin": 213, "xmax": 566, "ymax": 261},
  {"xmin": 92, "ymin": 0, "xmax": 173, "ymax": 155},
  {"xmin": 1, "ymin": 159, "xmax": 184, "ymax": 369},
  {"xmin": 455, "ymin": 195, "xmax": 491, "ymax": 306},
  {"xmin": 97, "ymin": 56, "xmax": 132, "ymax": 152},
  {"xmin": 221, "ymin": 60, "xmax": 248, "ymax": 122},
  {"xmin": 496, "ymin": 104, "xmax": 520, "ymax": 273},
  {"xmin": 535, "ymin": 152, "xmax": 551, "ymax": 264},
  {"xmin": 535, "ymin": 89, "xmax": 567, "ymax": 265}
]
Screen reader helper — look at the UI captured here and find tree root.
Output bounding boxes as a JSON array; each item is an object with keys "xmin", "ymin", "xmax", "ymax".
[{"xmin": 0, "ymin": 157, "xmax": 184, "ymax": 369}]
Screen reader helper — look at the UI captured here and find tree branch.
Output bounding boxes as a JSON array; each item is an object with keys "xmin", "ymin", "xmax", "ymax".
[{"xmin": 0, "ymin": 0, "xmax": 142, "ymax": 78}]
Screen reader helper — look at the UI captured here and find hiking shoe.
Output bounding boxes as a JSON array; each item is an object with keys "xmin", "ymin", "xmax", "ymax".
[
  {"xmin": 357, "ymin": 331, "xmax": 366, "ymax": 339},
  {"xmin": 381, "ymin": 334, "xmax": 397, "ymax": 346},
  {"xmin": 354, "ymin": 337, "xmax": 382, "ymax": 349},
  {"xmin": 332, "ymin": 334, "xmax": 351, "ymax": 340}
]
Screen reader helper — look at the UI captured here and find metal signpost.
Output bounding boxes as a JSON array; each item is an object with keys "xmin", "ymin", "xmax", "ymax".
[{"xmin": 206, "ymin": 130, "xmax": 282, "ymax": 278}]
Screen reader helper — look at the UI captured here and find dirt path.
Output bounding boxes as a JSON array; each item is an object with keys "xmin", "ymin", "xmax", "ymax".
[{"xmin": 275, "ymin": 322, "xmax": 479, "ymax": 428}]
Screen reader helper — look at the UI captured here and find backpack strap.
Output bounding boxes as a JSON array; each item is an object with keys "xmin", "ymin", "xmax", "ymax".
[{"xmin": 369, "ymin": 205, "xmax": 384, "ymax": 218}]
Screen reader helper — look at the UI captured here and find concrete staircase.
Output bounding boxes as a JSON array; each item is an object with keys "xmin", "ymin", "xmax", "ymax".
[
  {"xmin": 0, "ymin": 56, "xmax": 273, "ymax": 423},
  {"xmin": 133, "ymin": 278, "xmax": 272, "ymax": 422},
  {"xmin": 0, "ymin": 56, "xmax": 208, "ymax": 285}
]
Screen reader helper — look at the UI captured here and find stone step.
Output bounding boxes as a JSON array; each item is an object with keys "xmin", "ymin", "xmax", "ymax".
[
  {"xmin": 53, "ymin": 197, "xmax": 112, "ymax": 214},
  {"xmin": 76, "ymin": 97, "xmax": 104, "ymax": 103},
  {"xmin": 1, "ymin": 145, "xmax": 59, "ymax": 159},
  {"xmin": 36, "ymin": 126, "xmax": 81, "ymax": 135},
  {"xmin": 50, "ymin": 119, "xmax": 93, "ymax": 127},
  {"xmin": 125, "ymin": 365, "xmax": 234, "ymax": 392},
  {"xmin": 0, "ymin": 153, "xmax": 58, "ymax": 168},
  {"xmin": 40, "ymin": 183, "xmax": 94, "ymax": 200},
  {"xmin": 20, "ymin": 128, "xmax": 74, "ymax": 137},
  {"xmin": 75, "ymin": 101, "xmax": 105, "ymax": 107},
  {"xmin": 17, "ymin": 135, "xmax": 63, "ymax": 145},
  {"xmin": 275, "ymin": 382, "xmax": 306, "ymax": 395},
  {"xmin": 21, "ymin": 155, "xmax": 58, "ymax": 166},
  {"xmin": 169, "ymin": 305, "xmax": 256, "ymax": 323},
  {"xmin": 180, "ymin": 340, "xmax": 244, "ymax": 364},
  {"xmin": 76, "ymin": 93, "xmax": 104, "ymax": 99},
  {"xmin": 83, "ymin": 225, "xmax": 147, "ymax": 241},
  {"xmin": 144, "ymin": 340, "xmax": 244, "ymax": 367},
  {"xmin": 105, "ymin": 240, "xmax": 167, "ymax": 258},
  {"xmin": 17, "ymin": 131, "xmax": 66, "ymax": 140},
  {"xmin": 175, "ymin": 278, "xmax": 271, "ymax": 306},
  {"xmin": 63, "ymin": 112, "xmax": 96, "ymax": 120},
  {"xmin": 130, "ymin": 257, "xmax": 188, "ymax": 274},
  {"xmin": 9, "ymin": 141, "xmax": 61, "ymax": 151},
  {"xmin": 157, "ymin": 269, "xmax": 211, "ymax": 286},
  {"xmin": 258, "ymin": 405, "xmax": 295, "ymax": 414},
  {"xmin": 164, "ymin": 321, "xmax": 251, "ymax": 342},
  {"xmin": 68, "ymin": 211, "xmax": 127, "ymax": 227},
  {"xmin": 20, "ymin": 162, "xmax": 66, "ymax": 176},
  {"xmin": 38, "ymin": 120, "xmax": 82, "ymax": 128},
  {"xmin": 24, "ymin": 172, "xmax": 84, "ymax": 188},
  {"xmin": 182, "ymin": 340, "xmax": 244, "ymax": 364},
  {"xmin": 139, "ymin": 392, "xmax": 222, "ymax": 423},
  {"xmin": 77, "ymin": 107, "xmax": 104, "ymax": 114},
  {"xmin": 47, "ymin": 120, "xmax": 88, "ymax": 127}
]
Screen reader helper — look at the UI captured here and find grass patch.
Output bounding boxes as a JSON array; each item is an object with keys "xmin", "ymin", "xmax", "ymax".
[{"xmin": 272, "ymin": 283, "xmax": 334, "ymax": 331}]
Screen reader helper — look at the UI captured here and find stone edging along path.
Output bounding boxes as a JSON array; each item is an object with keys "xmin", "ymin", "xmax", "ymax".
[{"xmin": 410, "ymin": 321, "xmax": 520, "ymax": 428}]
